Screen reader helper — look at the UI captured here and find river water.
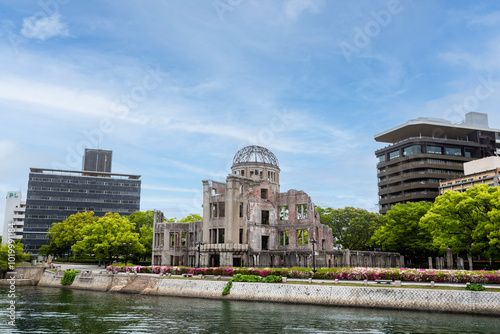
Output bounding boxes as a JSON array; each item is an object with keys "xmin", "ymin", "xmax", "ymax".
[{"xmin": 1, "ymin": 287, "xmax": 499, "ymax": 333}]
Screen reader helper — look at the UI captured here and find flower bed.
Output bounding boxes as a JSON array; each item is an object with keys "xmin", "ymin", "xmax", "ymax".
[{"xmin": 105, "ymin": 265, "xmax": 500, "ymax": 284}]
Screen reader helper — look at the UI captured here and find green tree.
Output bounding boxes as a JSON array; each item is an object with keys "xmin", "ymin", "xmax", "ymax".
[
  {"xmin": 127, "ymin": 211, "xmax": 154, "ymax": 260},
  {"xmin": 168, "ymin": 213, "xmax": 203, "ymax": 223},
  {"xmin": 0, "ymin": 240, "xmax": 30, "ymax": 273},
  {"xmin": 421, "ymin": 185, "xmax": 500, "ymax": 268},
  {"xmin": 71, "ymin": 212, "xmax": 145, "ymax": 265},
  {"xmin": 318, "ymin": 206, "xmax": 382, "ymax": 250},
  {"xmin": 372, "ymin": 202, "xmax": 434, "ymax": 264},
  {"xmin": 486, "ymin": 195, "xmax": 500, "ymax": 254},
  {"xmin": 46, "ymin": 211, "xmax": 98, "ymax": 258}
]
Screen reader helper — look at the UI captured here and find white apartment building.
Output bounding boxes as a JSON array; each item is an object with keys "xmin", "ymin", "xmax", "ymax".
[{"xmin": 2, "ymin": 191, "xmax": 26, "ymax": 244}]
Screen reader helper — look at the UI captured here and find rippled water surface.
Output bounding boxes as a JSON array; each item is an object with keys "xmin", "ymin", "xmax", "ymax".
[{"xmin": 1, "ymin": 287, "xmax": 500, "ymax": 333}]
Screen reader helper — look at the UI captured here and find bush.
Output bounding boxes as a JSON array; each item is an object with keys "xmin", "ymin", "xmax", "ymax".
[
  {"xmin": 466, "ymin": 283, "xmax": 486, "ymax": 291},
  {"xmin": 263, "ymin": 275, "xmax": 282, "ymax": 283},
  {"xmin": 106, "ymin": 265, "xmax": 500, "ymax": 285},
  {"xmin": 232, "ymin": 274, "xmax": 260, "ymax": 282},
  {"xmin": 61, "ymin": 270, "xmax": 79, "ymax": 285},
  {"xmin": 222, "ymin": 280, "xmax": 232, "ymax": 295}
]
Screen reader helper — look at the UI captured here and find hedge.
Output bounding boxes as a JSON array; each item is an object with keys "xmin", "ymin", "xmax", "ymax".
[{"xmin": 106, "ymin": 265, "xmax": 500, "ymax": 284}]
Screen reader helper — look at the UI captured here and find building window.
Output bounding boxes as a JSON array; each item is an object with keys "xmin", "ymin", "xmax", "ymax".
[
  {"xmin": 297, "ymin": 204, "xmax": 308, "ymax": 219},
  {"xmin": 218, "ymin": 228, "xmax": 225, "ymax": 243},
  {"xmin": 211, "ymin": 203, "xmax": 218, "ymax": 218},
  {"xmin": 389, "ymin": 150, "xmax": 400, "ymax": 160},
  {"xmin": 210, "ymin": 229, "xmax": 217, "ymax": 244},
  {"xmin": 280, "ymin": 231, "xmax": 289, "ymax": 245},
  {"xmin": 445, "ymin": 147, "xmax": 462, "ymax": 156},
  {"xmin": 239, "ymin": 229, "xmax": 243, "ymax": 244},
  {"xmin": 279, "ymin": 206, "xmax": 289, "ymax": 220},
  {"xmin": 297, "ymin": 229, "xmax": 308, "ymax": 245},
  {"xmin": 219, "ymin": 202, "xmax": 225, "ymax": 217},
  {"xmin": 465, "ymin": 151, "xmax": 473, "ymax": 158},
  {"xmin": 262, "ymin": 236, "xmax": 269, "ymax": 250},
  {"xmin": 181, "ymin": 232, "xmax": 186, "ymax": 246},
  {"xmin": 210, "ymin": 202, "xmax": 225, "ymax": 218},
  {"xmin": 261, "ymin": 210, "xmax": 269, "ymax": 225},
  {"xmin": 427, "ymin": 146, "xmax": 442, "ymax": 154},
  {"xmin": 377, "ymin": 155, "xmax": 386, "ymax": 163},
  {"xmin": 403, "ymin": 145, "xmax": 421, "ymax": 156},
  {"xmin": 170, "ymin": 233, "xmax": 176, "ymax": 247},
  {"xmin": 239, "ymin": 202, "xmax": 243, "ymax": 217},
  {"xmin": 261, "ymin": 188, "xmax": 268, "ymax": 199}
]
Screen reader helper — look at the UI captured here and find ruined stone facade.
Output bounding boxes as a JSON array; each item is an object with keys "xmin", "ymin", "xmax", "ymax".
[{"xmin": 153, "ymin": 146, "xmax": 402, "ymax": 268}]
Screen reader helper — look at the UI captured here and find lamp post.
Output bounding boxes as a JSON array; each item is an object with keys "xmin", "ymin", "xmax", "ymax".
[
  {"xmin": 310, "ymin": 239, "xmax": 317, "ymax": 273},
  {"xmin": 122, "ymin": 242, "xmax": 132, "ymax": 265},
  {"xmin": 195, "ymin": 241, "xmax": 204, "ymax": 268}
]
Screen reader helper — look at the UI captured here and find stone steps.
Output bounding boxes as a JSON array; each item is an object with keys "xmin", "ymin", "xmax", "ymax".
[{"xmin": 118, "ymin": 276, "xmax": 152, "ymax": 294}]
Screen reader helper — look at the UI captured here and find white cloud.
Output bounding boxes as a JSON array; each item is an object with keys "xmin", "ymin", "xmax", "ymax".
[
  {"xmin": 467, "ymin": 11, "xmax": 500, "ymax": 26},
  {"xmin": 21, "ymin": 13, "xmax": 68, "ymax": 41},
  {"xmin": 284, "ymin": 0, "xmax": 323, "ymax": 20},
  {"xmin": 0, "ymin": 77, "xmax": 111, "ymax": 118}
]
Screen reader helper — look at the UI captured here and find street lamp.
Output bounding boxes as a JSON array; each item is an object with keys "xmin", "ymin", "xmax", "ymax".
[
  {"xmin": 310, "ymin": 239, "xmax": 318, "ymax": 273},
  {"xmin": 122, "ymin": 242, "xmax": 132, "ymax": 265},
  {"xmin": 195, "ymin": 241, "xmax": 205, "ymax": 268}
]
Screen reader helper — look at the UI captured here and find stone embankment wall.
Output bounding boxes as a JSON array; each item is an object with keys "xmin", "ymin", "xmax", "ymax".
[
  {"xmin": 38, "ymin": 271, "xmax": 131, "ymax": 292},
  {"xmin": 33, "ymin": 271, "xmax": 500, "ymax": 315},
  {"xmin": 0, "ymin": 267, "xmax": 45, "ymax": 286}
]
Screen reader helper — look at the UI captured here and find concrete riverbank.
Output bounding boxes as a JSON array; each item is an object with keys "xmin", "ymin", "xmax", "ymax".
[{"xmin": 5, "ymin": 269, "xmax": 493, "ymax": 316}]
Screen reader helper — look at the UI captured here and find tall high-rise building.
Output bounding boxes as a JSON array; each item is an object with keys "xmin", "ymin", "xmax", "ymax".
[
  {"xmin": 82, "ymin": 148, "xmax": 112, "ymax": 173},
  {"xmin": 375, "ymin": 112, "xmax": 500, "ymax": 214},
  {"xmin": 1, "ymin": 191, "xmax": 25, "ymax": 244},
  {"xmin": 23, "ymin": 149, "xmax": 141, "ymax": 253}
]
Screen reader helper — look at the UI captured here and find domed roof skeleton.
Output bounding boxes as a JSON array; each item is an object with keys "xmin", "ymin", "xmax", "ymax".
[{"xmin": 232, "ymin": 145, "xmax": 279, "ymax": 167}]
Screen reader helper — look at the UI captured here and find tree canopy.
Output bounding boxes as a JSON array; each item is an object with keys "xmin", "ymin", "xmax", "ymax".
[
  {"xmin": 45, "ymin": 211, "xmax": 98, "ymax": 257},
  {"xmin": 127, "ymin": 210, "xmax": 154, "ymax": 258},
  {"xmin": 168, "ymin": 213, "xmax": 203, "ymax": 223},
  {"xmin": 71, "ymin": 212, "xmax": 145, "ymax": 264},
  {"xmin": 0, "ymin": 240, "xmax": 29, "ymax": 272},
  {"xmin": 372, "ymin": 201, "xmax": 433, "ymax": 262},
  {"xmin": 318, "ymin": 206, "xmax": 381, "ymax": 250},
  {"xmin": 420, "ymin": 184, "xmax": 500, "ymax": 258}
]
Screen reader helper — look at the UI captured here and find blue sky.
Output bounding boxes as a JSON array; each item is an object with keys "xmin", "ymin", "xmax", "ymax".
[{"xmin": 1, "ymin": 0, "xmax": 500, "ymax": 233}]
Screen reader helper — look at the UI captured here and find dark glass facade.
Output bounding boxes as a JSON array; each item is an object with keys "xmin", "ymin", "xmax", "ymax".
[{"xmin": 23, "ymin": 169, "xmax": 141, "ymax": 252}]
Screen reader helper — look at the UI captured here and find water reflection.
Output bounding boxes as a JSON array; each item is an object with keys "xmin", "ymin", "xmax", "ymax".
[{"xmin": 1, "ymin": 287, "xmax": 499, "ymax": 334}]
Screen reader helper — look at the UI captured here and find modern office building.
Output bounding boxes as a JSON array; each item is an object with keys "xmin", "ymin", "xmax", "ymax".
[
  {"xmin": 23, "ymin": 150, "xmax": 141, "ymax": 253},
  {"xmin": 439, "ymin": 156, "xmax": 500, "ymax": 194},
  {"xmin": 82, "ymin": 148, "xmax": 112, "ymax": 173},
  {"xmin": 1, "ymin": 191, "xmax": 26, "ymax": 244},
  {"xmin": 375, "ymin": 112, "xmax": 500, "ymax": 214}
]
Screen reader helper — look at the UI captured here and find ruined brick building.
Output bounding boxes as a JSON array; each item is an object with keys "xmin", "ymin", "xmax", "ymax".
[{"xmin": 152, "ymin": 146, "xmax": 402, "ymax": 268}]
